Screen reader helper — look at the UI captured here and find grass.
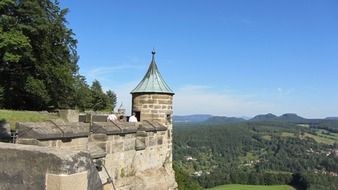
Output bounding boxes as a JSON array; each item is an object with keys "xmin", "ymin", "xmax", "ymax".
[
  {"xmin": 315, "ymin": 129, "xmax": 338, "ymax": 141},
  {"xmin": 297, "ymin": 124, "xmax": 310, "ymax": 128},
  {"xmin": 261, "ymin": 135, "xmax": 272, "ymax": 141},
  {"xmin": 207, "ymin": 184, "xmax": 295, "ymax": 190},
  {"xmin": 0, "ymin": 109, "xmax": 59, "ymax": 130},
  {"xmin": 302, "ymin": 132, "xmax": 336, "ymax": 145},
  {"xmin": 280, "ymin": 132, "xmax": 296, "ymax": 138}
]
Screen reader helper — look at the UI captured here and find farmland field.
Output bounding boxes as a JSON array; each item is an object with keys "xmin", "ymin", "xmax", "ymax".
[{"xmin": 207, "ymin": 184, "xmax": 295, "ymax": 190}]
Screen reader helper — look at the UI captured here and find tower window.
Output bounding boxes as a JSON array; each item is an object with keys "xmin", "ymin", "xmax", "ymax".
[
  {"xmin": 166, "ymin": 114, "xmax": 172, "ymax": 124},
  {"xmin": 135, "ymin": 111, "xmax": 141, "ymax": 121}
]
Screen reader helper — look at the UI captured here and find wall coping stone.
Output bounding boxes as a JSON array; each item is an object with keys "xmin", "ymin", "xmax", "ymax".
[
  {"xmin": 16, "ymin": 120, "xmax": 167, "ymax": 141},
  {"xmin": 16, "ymin": 120, "xmax": 90, "ymax": 140}
]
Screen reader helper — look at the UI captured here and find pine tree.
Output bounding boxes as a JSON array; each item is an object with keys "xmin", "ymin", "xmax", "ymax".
[
  {"xmin": 106, "ymin": 90, "xmax": 117, "ymax": 111},
  {"xmin": 0, "ymin": 85, "xmax": 4, "ymax": 108},
  {"xmin": 91, "ymin": 80, "xmax": 108, "ymax": 111},
  {"xmin": 0, "ymin": 0, "xmax": 79, "ymax": 110},
  {"xmin": 73, "ymin": 75, "xmax": 92, "ymax": 111}
]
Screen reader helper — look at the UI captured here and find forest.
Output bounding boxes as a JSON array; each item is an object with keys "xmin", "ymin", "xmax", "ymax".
[{"xmin": 173, "ymin": 119, "xmax": 338, "ymax": 190}]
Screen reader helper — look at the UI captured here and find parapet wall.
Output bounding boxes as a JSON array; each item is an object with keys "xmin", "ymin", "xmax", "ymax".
[
  {"xmin": 91, "ymin": 122, "xmax": 176, "ymax": 190},
  {"xmin": 0, "ymin": 142, "xmax": 101, "ymax": 190},
  {"xmin": 13, "ymin": 119, "xmax": 177, "ymax": 190}
]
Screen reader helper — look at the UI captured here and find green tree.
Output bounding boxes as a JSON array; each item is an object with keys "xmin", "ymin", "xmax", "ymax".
[
  {"xmin": 0, "ymin": 0, "xmax": 79, "ymax": 110},
  {"xmin": 106, "ymin": 90, "xmax": 117, "ymax": 111},
  {"xmin": 73, "ymin": 75, "xmax": 92, "ymax": 111},
  {"xmin": 173, "ymin": 164, "xmax": 203, "ymax": 190},
  {"xmin": 0, "ymin": 85, "xmax": 4, "ymax": 108},
  {"xmin": 91, "ymin": 80, "xmax": 108, "ymax": 111}
]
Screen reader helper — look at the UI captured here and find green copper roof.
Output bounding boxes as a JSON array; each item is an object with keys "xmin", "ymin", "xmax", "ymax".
[{"xmin": 131, "ymin": 51, "xmax": 174, "ymax": 95}]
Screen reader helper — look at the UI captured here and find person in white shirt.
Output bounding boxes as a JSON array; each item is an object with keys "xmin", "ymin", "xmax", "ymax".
[
  {"xmin": 128, "ymin": 112, "xmax": 138, "ymax": 122},
  {"xmin": 107, "ymin": 112, "xmax": 117, "ymax": 122}
]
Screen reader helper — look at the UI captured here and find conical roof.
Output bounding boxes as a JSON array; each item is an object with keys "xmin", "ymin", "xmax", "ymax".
[{"xmin": 131, "ymin": 51, "xmax": 174, "ymax": 95}]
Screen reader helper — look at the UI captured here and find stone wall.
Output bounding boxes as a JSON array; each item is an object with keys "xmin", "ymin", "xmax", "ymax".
[
  {"xmin": 92, "ymin": 128, "xmax": 176, "ymax": 190},
  {"xmin": 13, "ymin": 120, "xmax": 177, "ymax": 190},
  {"xmin": 0, "ymin": 142, "xmax": 101, "ymax": 190},
  {"xmin": 131, "ymin": 93, "xmax": 175, "ymax": 187},
  {"xmin": 132, "ymin": 93, "xmax": 173, "ymax": 125}
]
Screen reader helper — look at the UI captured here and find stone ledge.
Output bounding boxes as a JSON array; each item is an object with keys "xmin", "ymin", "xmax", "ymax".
[
  {"xmin": 0, "ymin": 142, "xmax": 102, "ymax": 189},
  {"xmin": 93, "ymin": 121, "xmax": 167, "ymax": 136},
  {"xmin": 16, "ymin": 120, "xmax": 90, "ymax": 140},
  {"xmin": 46, "ymin": 171, "xmax": 88, "ymax": 190}
]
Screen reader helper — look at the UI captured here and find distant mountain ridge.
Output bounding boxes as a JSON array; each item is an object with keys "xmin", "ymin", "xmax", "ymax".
[
  {"xmin": 173, "ymin": 113, "xmax": 337, "ymax": 123},
  {"xmin": 205, "ymin": 116, "xmax": 246, "ymax": 123},
  {"xmin": 325, "ymin": 117, "xmax": 338, "ymax": 120},
  {"xmin": 250, "ymin": 113, "xmax": 277, "ymax": 121},
  {"xmin": 173, "ymin": 114, "xmax": 213, "ymax": 123},
  {"xmin": 250, "ymin": 113, "xmax": 307, "ymax": 123}
]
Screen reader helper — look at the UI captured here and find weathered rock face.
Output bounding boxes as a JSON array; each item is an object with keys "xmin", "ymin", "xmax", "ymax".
[{"xmin": 0, "ymin": 142, "xmax": 101, "ymax": 190}]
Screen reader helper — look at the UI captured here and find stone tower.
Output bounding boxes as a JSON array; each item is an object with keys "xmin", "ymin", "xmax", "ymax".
[
  {"xmin": 131, "ymin": 50, "xmax": 177, "ymax": 189},
  {"xmin": 131, "ymin": 51, "xmax": 174, "ymax": 125}
]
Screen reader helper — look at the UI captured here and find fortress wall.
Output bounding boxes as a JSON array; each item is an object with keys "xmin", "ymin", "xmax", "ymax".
[
  {"xmin": 91, "ymin": 129, "xmax": 176, "ymax": 190},
  {"xmin": 14, "ymin": 120, "xmax": 177, "ymax": 190},
  {"xmin": 102, "ymin": 131, "xmax": 169, "ymax": 177},
  {"xmin": 16, "ymin": 137, "xmax": 88, "ymax": 151},
  {"xmin": 0, "ymin": 142, "xmax": 101, "ymax": 190},
  {"xmin": 38, "ymin": 137, "xmax": 89, "ymax": 150}
]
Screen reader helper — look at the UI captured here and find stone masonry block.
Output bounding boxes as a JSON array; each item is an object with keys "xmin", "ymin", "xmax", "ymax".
[
  {"xmin": 91, "ymin": 134, "xmax": 108, "ymax": 142},
  {"xmin": 149, "ymin": 137, "xmax": 156, "ymax": 147},
  {"xmin": 16, "ymin": 138, "xmax": 40, "ymax": 146},
  {"xmin": 123, "ymin": 139, "xmax": 135, "ymax": 151},
  {"xmin": 157, "ymin": 136, "xmax": 163, "ymax": 145},
  {"xmin": 46, "ymin": 171, "xmax": 88, "ymax": 190},
  {"xmin": 135, "ymin": 137, "xmax": 146, "ymax": 151},
  {"xmin": 111, "ymin": 142, "xmax": 123, "ymax": 153}
]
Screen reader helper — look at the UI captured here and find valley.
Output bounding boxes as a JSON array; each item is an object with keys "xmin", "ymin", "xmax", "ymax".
[{"xmin": 173, "ymin": 116, "xmax": 338, "ymax": 190}]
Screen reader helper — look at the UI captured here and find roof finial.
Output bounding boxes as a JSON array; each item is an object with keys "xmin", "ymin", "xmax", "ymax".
[{"xmin": 151, "ymin": 49, "xmax": 156, "ymax": 63}]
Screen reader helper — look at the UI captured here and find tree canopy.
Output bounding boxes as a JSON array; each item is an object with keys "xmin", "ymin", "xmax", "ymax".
[
  {"xmin": 0, "ymin": 0, "xmax": 116, "ymax": 111},
  {"xmin": 173, "ymin": 121, "xmax": 338, "ymax": 190}
]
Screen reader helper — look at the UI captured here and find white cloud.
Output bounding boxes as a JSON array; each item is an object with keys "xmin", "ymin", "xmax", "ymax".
[
  {"xmin": 100, "ymin": 83, "xmax": 337, "ymax": 118},
  {"xmin": 173, "ymin": 85, "xmax": 274, "ymax": 117},
  {"xmin": 88, "ymin": 64, "xmax": 144, "ymax": 79},
  {"xmin": 277, "ymin": 87, "xmax": 293, "ymax": 95},
  {"xmin": 105, "ymin": 80, "xmax": 139, "ymax": 115}
]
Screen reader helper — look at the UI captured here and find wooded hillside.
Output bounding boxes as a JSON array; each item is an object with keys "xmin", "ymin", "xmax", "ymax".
[{"xmin": 173, "ymin": 120, "xmax": 338, "ymax": 190}]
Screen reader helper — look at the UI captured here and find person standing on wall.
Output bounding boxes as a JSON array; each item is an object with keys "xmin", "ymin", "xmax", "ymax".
[
  {"xmin": 128, "ymin": 112, "xmax": 138, "ymax": 122},
  {"xmin": 107, "ymin": 111, "xmax": 117, "ymax": 122}
]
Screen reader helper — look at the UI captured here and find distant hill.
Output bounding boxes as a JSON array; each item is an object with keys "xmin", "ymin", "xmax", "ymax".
[
  {"xmin": 325, "ymin": 117, "xmax": 338, "ymax": 120},
  {"xmin": 250, "ymin": 113, "xmax": 307, "ymax": 123},
  {"xmin": 278, "ymin": 113, "xmax": 307, "ymax": 122},
  {"xmin": 174, "ymin": 113, "xmax": 335, "ymax": 124},
  {"xmin": 173, "ymin": 114, "xmax": 213, "ymax": 123},
  {"xmin": 205, "ymin": 116, "xmax": 246, "ymax": 124},
  {"xmin": 250, "ymin": 113, "xmax": 278, "ymax": 121}
]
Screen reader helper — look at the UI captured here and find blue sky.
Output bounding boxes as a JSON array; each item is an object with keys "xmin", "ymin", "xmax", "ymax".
[{"xmin": 60, "ymin": 0, "xmax": 338, "ymax": 118}]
